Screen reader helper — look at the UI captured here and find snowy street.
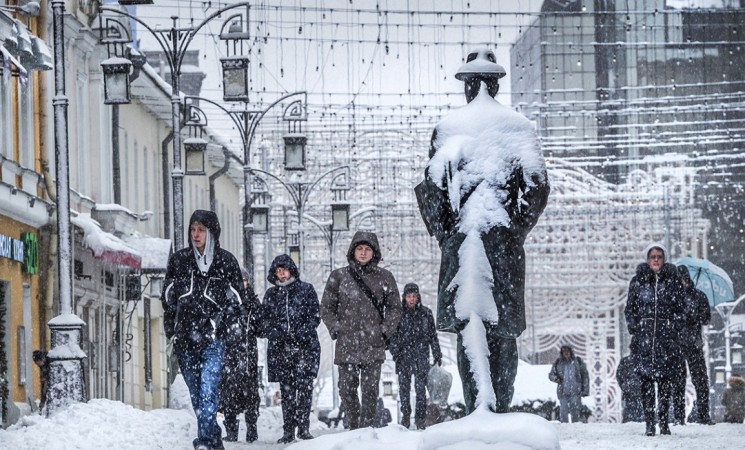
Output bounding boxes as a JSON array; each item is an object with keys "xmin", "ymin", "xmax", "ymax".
[{"xmin": 0, "ymin": 398, "xmax": 740, "ymax": 450}]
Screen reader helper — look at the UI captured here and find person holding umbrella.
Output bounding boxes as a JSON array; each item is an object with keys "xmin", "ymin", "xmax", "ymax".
[{"xmin": 671, "ymin": 265, "xmax": 713, "ymax": 425}]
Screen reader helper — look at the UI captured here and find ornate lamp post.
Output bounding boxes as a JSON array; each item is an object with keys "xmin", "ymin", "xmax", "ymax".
[
  {"xmin": 181, "ymin": 92, "xmax": 307, "ymax": 283},
  {"xmin": 46, "ymin": 0, "xmax": 86, "ymax": 416},
  {"xmin": 98, "ymin": 2, "xmax": 252, "ymax": 252},
  {"xmin": 247, "ymin": 166, "xmax": 350, "ymax": 277}
]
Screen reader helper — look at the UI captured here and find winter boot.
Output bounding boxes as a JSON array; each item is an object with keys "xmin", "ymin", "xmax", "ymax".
[
  {"xmin": 645, "ymin": 422, "xmax": 655, "ymax": 436},
  {"xmin": 277, "ymin": 432, "xmax": 295, "ymax": 444},
  {"xmin": 659, "ymin": 422, "xmax": 671, "ymax": 435},
  {"xmin": 224, "ymin": 423, "xmax": 238, "ymax": 442},
  {"xmin": 415, "ymin": 419, "xmax": 426, "ymax": 430},
  {"xmin": 246, "ymin": 422, "xmax": 258, "ymax": 443},
  {"xmin": 400, "ymin": 415, "xmax": 410, "ymax": 429},
  {"xmin": 297, "ymin": 429, "xmax": 314, "ymax": 440}
]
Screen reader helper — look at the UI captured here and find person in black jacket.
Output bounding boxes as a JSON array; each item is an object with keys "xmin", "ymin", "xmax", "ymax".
[
  {"xmin": 625, "ymin": 243, "xmax": 684, "ymax": 437},
  {"xmin": 161, "ymin": 210, "xmax": 250, "ymax": 450},
  {"xmin": 218, "ymin": 267, "xmax": 262, "ymax": 442},
  {"xmin": 671, "ymin": 265, "xmax": 713, "ymax": 425},
  {"xmin": 261, "ymin": 254, "xmax": 321, "ymax": 444},
  {"xmin": 389, "ymin": 283, "xmax": 442, "ymax": 430}
]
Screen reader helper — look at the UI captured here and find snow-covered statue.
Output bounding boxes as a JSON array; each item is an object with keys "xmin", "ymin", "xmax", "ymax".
[{"xmin": 415, "ymin": 48, "xmax": 550, "ymax": 413}]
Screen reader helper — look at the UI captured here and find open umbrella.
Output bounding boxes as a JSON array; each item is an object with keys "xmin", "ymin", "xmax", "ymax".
[{"xmin": 676, "ymin": 257, "xmax": 735, "ymax": 307}]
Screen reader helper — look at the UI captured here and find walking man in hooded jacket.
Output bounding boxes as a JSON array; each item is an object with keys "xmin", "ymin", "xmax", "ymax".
[
  {"xmin": 549, "ymin": 345, "xmax": 589, "ymax": 423},
  {"xmin": 672, "ymin": 265, "xmax": 713, "ymax": 425},
  {"xmin": 161, "ymin": 210, "xmax": 252, "ymax": 450},
  {"xmin": 261, "ymin": 254, "xmax": 321, "ymax": 444},
  {"xmin": 389, "ymin": 283, "xmax": 442, "ymax": 429},
  {"xmin": 625, "ymin": 243, "xmax": 684, "ymax": 436},
  {"xmin": 321, "ymin": 231, "xmax": 402, "ymax": 429}
]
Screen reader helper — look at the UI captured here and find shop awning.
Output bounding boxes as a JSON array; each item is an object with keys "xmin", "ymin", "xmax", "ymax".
[
  {"xmin": 124, "ymin": 234, "xmax": 172, "ymax": 271},
  {"xmin": 71, "ymin": 213, "xmax": 142, "ymax": 270},
  {"xmin": 0, "ymin": 42, "xmax": 27, "ymax": 77}
]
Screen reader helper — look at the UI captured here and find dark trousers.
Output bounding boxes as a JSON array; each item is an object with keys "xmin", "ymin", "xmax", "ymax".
[
  {"xmin": 398, "ymin": 365, "xmax": 428, "ymax": 422},
  {"xmin": 457, "ymin": 330, "xmax": 518, "ymax": 413},
  {"xmin": 338, "ymin": 362, "xmax": 382, "ymax": 428},
  {"xmin": 641, "ymin": 374, "xmax": 673, "ymax": 426},
  {"xmin": 672, "ymin": 346, "xmax": 710, "ymax": 422},
  {"xmin": 280, "ymin": 378, "xmax": 314, "ymax": 434}
]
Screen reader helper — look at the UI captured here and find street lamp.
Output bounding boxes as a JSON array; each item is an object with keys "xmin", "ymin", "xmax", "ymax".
[
  {"xmin": 180, "ymin": 93, "xmax": 307, "ymax": 284},
  {"xmin": 714, "ymin": 293, "xmax": 745, "ymax": 381},
  {"xmin": 99, "ymin": 2, "xmax": 252, "ymax": 252},
  {"xmin": 45, "ymin": 0, "xmax": 87, "ymax": 416},
  {"xmin": 248, "ymin": 166, "xmax": 350, "ymax": 277},
  {"xmin": 101, "ymin": 57, "xmax": 132, "ymax": 104}
]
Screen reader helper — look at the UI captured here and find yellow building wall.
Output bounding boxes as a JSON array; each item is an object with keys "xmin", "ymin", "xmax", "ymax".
[{"xmin": 0, "ymin": 215, "xmax": 42, "ymax": 405}]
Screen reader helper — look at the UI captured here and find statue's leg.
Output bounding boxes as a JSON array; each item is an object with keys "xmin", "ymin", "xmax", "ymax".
[
  {"xmin": 456, "ymin": 332, "xmax": 477, "ymax": 414},
  {"xmin": 487, "ymin": 332, "xmax": 518, "ymax": 413}
]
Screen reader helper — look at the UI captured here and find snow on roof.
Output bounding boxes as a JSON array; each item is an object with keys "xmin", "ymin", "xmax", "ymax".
[
  {"xmin": 124, "ymin": 233, "xmax": 172, "ymax": 271},
  {"xmin": 71, "ymin": 213, "xmax": 142, "ymax": 269}
]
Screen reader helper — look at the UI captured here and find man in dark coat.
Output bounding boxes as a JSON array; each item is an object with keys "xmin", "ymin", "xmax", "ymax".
[
  {"xmin": 261, "ymin": 254, "xmax": 321, "ymax": 443},
  {"xmin": 672, "ymin": 265, "xmax": 713, "ymax": 425},
  {"xmin": 218, "ymin": 267, "xmax": 261, "ymax": 443},
  {"xmin": 161, "ymin": 209, "xmax": 251, "ymax": 450},
  {"xmin": 415, "ymin": 48, "xmax": 549, "ymax": 413},
  {"xmin": 389, "ymin": 283, "xmax": 442, "ymax": 429},
  {"xmin": 321, "ymin": 231, "xmax": 402, "ymax": 429},
  {"xmin": 625, "ymin": 243, "xmax": 684, "ymax": 436},
  {"xmin": 548, "ymin": 345, "xmax": 589, "ymax": 423},
  {"xmin": 616, "ymin": 354, "xmax": 644, "ymax": 423}
]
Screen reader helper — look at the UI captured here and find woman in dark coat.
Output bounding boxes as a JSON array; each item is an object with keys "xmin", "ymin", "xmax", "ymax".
[
  {"xmin": 624, "ymin": 243, "xmax": 684, "ymax": 436},
  {"xmin": 261, "ymin": 254, "xmax": 321, "ymax": 444},
  {"xmin": 218, "ymin": 267, "xmax": 261, "ymax": 442}
]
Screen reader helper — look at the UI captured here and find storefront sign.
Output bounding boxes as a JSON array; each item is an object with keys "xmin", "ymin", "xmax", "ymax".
[{"xmin": 0, "ymin": 232, "xmax": 38, "ymax": 274}]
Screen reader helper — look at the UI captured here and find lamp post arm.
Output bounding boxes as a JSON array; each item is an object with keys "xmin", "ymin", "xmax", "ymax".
[
  {"xmin": 247, "ymin": 167, "xmax": 301, "ymax": 208},
  {"xmin": 100, "ymin": 3, "xmax": 251, "ymax": 77},
  {"xmin": 246, "ymin": 91, "xmax": 307, "ymax": 158},
  {"xmin": 303, "ymin": 213, "xmax": 333, "ymax": 245},
  {"xmin": 185, "ymin": 96, "xmax": 249, "ymax": 146},
  {"xmin": 299, "ymin": 165, "xmax": 350, "ymax": 209}
]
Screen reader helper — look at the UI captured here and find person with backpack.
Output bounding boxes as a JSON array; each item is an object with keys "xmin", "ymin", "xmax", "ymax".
[
  {"xmin": 321, "ymin": 231, "xmax": 402, "ymax": 429},
  {"xmin": 549, "ymin": 345, "xmax": 589, "ymax": 423}
]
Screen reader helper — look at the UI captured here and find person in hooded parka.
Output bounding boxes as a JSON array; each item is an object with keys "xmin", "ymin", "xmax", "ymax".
[
  {"xmin": 625, "ymin": 243, "xmax": 685, "ymax": 437},
  {"xmin": 161, "ymin": 209, "xmax": 251, "ymax": 450},
  {"xmin": 261, "ymin": 254, "xmax": 321, "ymax": 444},
  {"xmin": 218, "ymin": 267, "xmax": 262, "ymax": 443},
  {"xmin": 671, "ymin": 265, "xmax": 713, "ymax": 425},
  {"xmin": 321, "ymin": 231, "xmax": 402, "ymax": 429},
  {"xmin": 389, "ymin": 283, "xmax": 442, "ymax": 430},
  {"xmin": 548, "ymin": 345, "xmax": 589, "ymax": 423}
]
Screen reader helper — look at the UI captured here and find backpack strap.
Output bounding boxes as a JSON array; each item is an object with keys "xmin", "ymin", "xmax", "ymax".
[{"xmin": 347, "ymin": 266, "xmax": 385, "ymax": 322}]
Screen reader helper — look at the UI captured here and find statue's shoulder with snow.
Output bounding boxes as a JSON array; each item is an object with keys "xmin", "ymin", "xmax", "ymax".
[{"xmin": 415, "ymin": 48, "xmax": 550, "ymax": 414}]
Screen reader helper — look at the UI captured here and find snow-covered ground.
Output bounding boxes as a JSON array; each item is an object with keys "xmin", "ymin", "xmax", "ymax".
[{"xmin": 1, "ymin": 397, "xmax": 741, "ymax": 450}]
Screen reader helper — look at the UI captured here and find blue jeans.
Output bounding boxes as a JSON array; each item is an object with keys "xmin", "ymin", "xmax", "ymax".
[{"xmin": 177, "ymin": 339, "xmax": 226, "ymax": 449}]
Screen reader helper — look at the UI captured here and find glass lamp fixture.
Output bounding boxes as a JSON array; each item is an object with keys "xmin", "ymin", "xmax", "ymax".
[
  {"xmin": 183, "ymin": 137, "xmax": 208, "ymax": 175},
  {"xmin": 251, "ymin": 205, "xmax": 270, "ymax": 233},
  {"xmin": 221, "ymin": 56, "xmax": 250, "ymax": 101},
  {"xmin": 283, "ymin": 134, "xmax": 307, "ymax": 170},
  {"xmin": 101, "ymin": 57, "xmax": 132, "ymax": 104},
  {"xmin": 331, "ymin": 203, "xmax": 350, "ymax": 231}
]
